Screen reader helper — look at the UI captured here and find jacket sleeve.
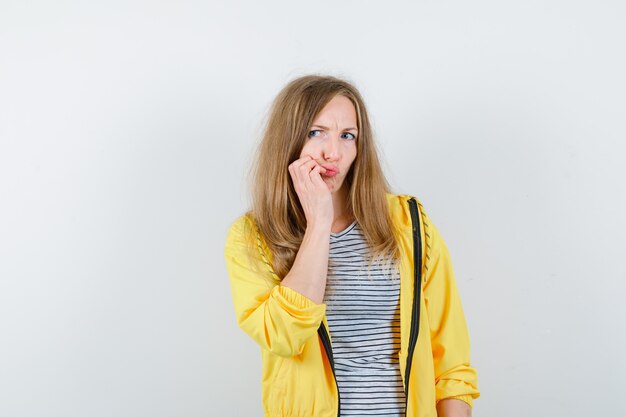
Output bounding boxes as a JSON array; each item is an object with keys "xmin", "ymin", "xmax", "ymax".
[
  {"xmin": 421, "ymin": 208, "xmax": 480, "ymax": 407},
  {"xmin": 223, "ymin": 214, "xmax": 327, "ymax": 358}
]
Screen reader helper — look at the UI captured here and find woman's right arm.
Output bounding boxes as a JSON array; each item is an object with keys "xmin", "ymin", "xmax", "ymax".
[
  {"xmin": 279, "ymin": 222, "xmax": 330, "ymax": 305},
  {"xmin": 281, "ymin": 154, "xmax": 334, "ymax": 304},
  {"xmin": 224, "ymin": 155, "xmax": 333, "ymax": 357},
  {"xmin": 224, "ymin": 215, "xmax": 327, "ymax": 358}
]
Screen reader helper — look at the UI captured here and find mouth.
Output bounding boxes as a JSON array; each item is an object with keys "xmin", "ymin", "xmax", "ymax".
[{"xmin": 320, "ymin": 163, "xmax": 339, "ymax": 177}]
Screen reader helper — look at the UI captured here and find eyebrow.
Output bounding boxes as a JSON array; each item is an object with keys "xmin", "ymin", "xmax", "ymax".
[{"xmin": 311, "ymin": 124, "xmax": 358, "ymax": 132}]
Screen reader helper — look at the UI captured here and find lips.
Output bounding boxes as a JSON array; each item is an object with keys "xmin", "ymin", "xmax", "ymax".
[{"xmin": 321, "ymin": 165, "xmax": 338, "ymax": 175}]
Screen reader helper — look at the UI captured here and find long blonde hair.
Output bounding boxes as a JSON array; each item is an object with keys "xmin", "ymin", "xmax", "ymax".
[{"xmin": 243, "ymin": 74, "xmax": 400, "ymax": 280}]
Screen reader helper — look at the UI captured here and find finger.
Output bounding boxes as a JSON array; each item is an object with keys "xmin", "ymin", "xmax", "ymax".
[
  {"xmin": 291, "ymin": 155, "xmax": 314, "ymax": 171},
  {"xmin": 299, "ymin": 158, "xmax": 322, "ymax": 172},
  {"xmin": 289, "ymin": 156, "xmax": 313, "ymax": 176},
  {"xmin": 290, "ymin": 159, "xmax": 317, "ymax": 191},
  {"xmin": 295, "ymin": 160, "xmax": 323, "ymax": 185},
  {"xmin": 309, "ymin": 165, "xmax": 327, "ymax": 188}
]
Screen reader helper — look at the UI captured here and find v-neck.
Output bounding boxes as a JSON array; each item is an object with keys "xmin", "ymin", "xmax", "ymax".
[{"xmin": 330, "ymin": 219, "xmax": 358, "ymax": 238}]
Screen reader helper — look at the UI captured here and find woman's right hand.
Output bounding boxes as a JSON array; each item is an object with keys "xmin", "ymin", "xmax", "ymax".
[{"xmin": 288, "ymin": 155, "xmax": 334, "ymax": 231}]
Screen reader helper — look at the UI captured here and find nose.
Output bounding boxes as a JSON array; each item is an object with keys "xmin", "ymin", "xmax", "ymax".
[{"xmin": 323, "ymin": 134, "xmax": 340, "ymax": 160}]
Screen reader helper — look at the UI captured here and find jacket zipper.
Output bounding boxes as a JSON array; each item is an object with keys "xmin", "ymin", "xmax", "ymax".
[
  {"xmin": 404, "ymin": 197, "xmax": 423, "ymax": 412},
  {"xmin": 318, "ymin": 322, "xmax": 340, "ymax": 416}
]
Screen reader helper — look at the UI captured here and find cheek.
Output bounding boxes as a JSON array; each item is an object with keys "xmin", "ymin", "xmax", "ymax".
[
  {"xmin": 299, "ymin": 141, "xmax": 315, "ymax": 158},
  {"xmin": 299, "ymin": 141, "xmax": 325, "ymax": 160},
  {"xmin": 346, "ymin": 145, "xmax": 357, "ymax": 166}
]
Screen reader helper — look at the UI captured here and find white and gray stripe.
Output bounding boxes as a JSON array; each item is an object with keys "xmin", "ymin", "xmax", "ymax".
[{"xmin": 324, "ymin": 220, "xmax": 406, "ymax": 416}]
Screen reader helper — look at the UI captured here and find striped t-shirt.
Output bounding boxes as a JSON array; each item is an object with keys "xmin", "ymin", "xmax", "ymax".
[{"xmin": 323, "ymin": 219, "xmax": 406, "ymax": 416}]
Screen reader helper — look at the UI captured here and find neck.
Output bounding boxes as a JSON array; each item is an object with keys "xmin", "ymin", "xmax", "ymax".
[{"xmin": 331, "ymin": 185, "xmax": 352, "ymax": 223}]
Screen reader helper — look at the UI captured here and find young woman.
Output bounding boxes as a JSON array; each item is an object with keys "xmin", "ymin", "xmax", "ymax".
[{"xmin": 224, "ymin": 75, "xmax": 480, "ymax": 417}]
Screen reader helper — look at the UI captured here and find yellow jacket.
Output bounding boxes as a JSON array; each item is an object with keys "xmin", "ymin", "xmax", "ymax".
[{"xmin": 224, "ymin": 193, "xmax": 480, "ymax": 416}]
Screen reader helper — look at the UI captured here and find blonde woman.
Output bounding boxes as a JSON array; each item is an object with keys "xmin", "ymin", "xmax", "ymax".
[{"xmin": 224, "ymin": 75, "xmax": 480, "ymax": 417}]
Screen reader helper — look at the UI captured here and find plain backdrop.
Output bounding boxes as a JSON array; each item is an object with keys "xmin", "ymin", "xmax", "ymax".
[{"xmin": 1, "ymin": 1, "xmax": 625, "ymax": 416}]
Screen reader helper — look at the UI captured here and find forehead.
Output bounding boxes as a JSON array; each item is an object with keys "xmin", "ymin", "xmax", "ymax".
[{"xmin": 312, "ymin": 95, "xmax": 357, "ymax": 124}]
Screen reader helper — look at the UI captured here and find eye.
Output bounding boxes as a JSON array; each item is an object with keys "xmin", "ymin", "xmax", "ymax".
[
  {"xmin": 342, "ymin": 132, "xmax": 356, "ymax": 140},
  {"xmin": 307, "ymin": 129, "xmax": 322, "ymax": 138}
]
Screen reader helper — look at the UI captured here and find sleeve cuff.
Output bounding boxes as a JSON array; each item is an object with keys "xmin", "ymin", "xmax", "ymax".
[
  {"xmin": 275, "ymin": 284, "xmax": 326, "ymax": 312},
  {"xmin": 436, "ymin": 394, "xmax": 474, "ymax": 408}
]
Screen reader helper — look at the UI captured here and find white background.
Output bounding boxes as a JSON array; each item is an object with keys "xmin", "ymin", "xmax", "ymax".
[{"xmin": 1, "ymin": 1, "xmax": 625, "ymax": 416}]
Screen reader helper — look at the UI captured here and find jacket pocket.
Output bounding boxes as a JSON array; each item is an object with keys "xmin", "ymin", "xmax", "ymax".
[
  {"xmin": 267, "ymin": 356, "xmax": 291, "ymax": 394},
  {"xmin": 267, "ymin": 357, "xmax": 290, "ymax": 408}
]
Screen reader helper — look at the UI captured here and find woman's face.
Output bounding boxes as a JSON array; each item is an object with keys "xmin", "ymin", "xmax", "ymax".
[{"xmin": 299, "ymin": 95, "xmax": 358, "ymax": 194}]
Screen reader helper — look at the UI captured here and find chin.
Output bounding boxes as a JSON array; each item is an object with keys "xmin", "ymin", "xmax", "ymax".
[
  {"xmin": 324, "ymin": 177, "xmax": 344, "ymax": 192},
  {"xmin": 328, "ymin": 183, "xmax": 342, "ymax": 193}
]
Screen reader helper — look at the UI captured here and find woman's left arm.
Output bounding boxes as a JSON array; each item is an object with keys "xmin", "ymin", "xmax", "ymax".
[
  {"xmin": 420, "ymin": 204, "xmax": 481, "ymax": 408},
  {"xmin": 437, "ymin": 398, "xmax": 472, "ymax": 417}
]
